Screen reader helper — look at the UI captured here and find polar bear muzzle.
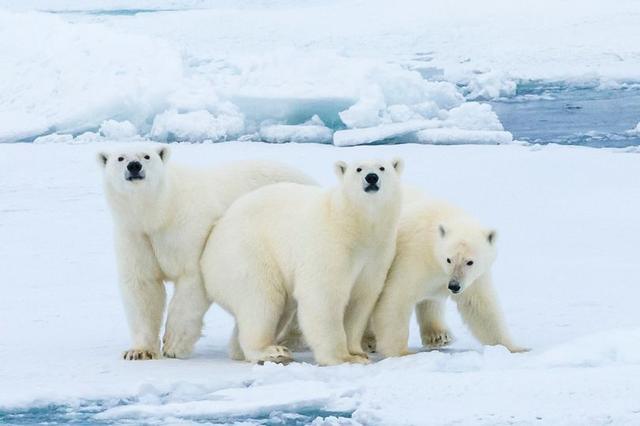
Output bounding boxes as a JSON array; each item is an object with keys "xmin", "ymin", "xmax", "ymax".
[
  {"xmin": 448, "ymin": 279, "xmax": 461, "ymax": 294},
  {"xmin": 364, "ymin": 173, "xmax": 380, "ymax": 193},
  {"xmin": 125, "ymin": 161, "xmax": 145, "ymax": 181}
]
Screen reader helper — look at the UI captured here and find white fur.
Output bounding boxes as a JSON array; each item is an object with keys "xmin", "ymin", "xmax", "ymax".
[
  {"xmin": 371, "ymin": 192, "xmax": 527, "ymax": 357},
  {"xmin": 97, "ymin": 143, "xmax": 314, "ymax": 360},
  {"xmin": 200, "ymin": 158, "xmax": 404, "ymax": 365}
]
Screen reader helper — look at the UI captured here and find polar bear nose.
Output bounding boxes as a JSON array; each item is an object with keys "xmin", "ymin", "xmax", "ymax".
[
  {"xmin": 448, "ymin": 279, "xmax": 461, "ymax": 294},
  {"xmin": 127, "ymin": 161, "xmax": 142, "ymax": 173},
  {"xmin": 365, "ymin": 173, "xmax": 379, "ymax": 184}
]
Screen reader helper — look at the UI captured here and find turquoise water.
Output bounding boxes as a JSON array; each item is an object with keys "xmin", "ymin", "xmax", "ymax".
[{"xmin": 0, "ymin": 403, "xmax": 353, "ymax": 425}]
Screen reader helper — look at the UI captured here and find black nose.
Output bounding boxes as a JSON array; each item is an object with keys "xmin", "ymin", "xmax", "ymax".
[
  {"xmin": 365, "ymin": 173, "xmax": 379, "ymax": 184},
  {"xmin": 448, "ymin": 280, "xmax": 461, "ymax": 293},
  {"xmin": 127, "ymin": 161, "xmax": 142, "ymax": 173}
]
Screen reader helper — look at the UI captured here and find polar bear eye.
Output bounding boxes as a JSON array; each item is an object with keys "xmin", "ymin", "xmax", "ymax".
[
  {"xmin": 117, "ymin": 157, "xmax": 124, "ymax": 162},
  {"xmin": 379, "ymin": 166, "xmax": 385, "ymax": 171},
  {"xmin": 144, "ymin": 155, "xmax": 150, "ymax": 160},
  {"xmin": 356, "ymin": 168, "xmax": 362, "ymax": 173},
  {"xmin": 446, "ymin": 258, "xmax": 451, "ymax": 264},
  {"xmin": 467, "ymin": 260, "xmax": 474, "ymax": 266}
]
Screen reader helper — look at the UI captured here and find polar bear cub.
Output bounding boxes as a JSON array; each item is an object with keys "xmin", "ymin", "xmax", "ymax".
[
  {"xmin": 200, "ymin": 158, "xmax": 404, "ymax": 365},
  {"xmin": 97, "ymin": 143, "xmax": 314, "ymax": 360},
  {"xmin": 371, "ymin": 193, "xmax": 527, "ymax": 357}
]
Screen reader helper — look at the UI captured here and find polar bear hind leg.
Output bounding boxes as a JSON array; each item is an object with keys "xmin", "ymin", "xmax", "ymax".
[
  {"xmin": 233, "ymin": 269, "xmax": 293, "ymax": 365},
  {"xmin": 162, "ymin": 271, "xmax": 211, "ymax": 358}
]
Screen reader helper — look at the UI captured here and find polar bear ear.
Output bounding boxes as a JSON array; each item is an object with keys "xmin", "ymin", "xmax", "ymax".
[
  {"xmin": 334, "ymin": 161, "xmax": 348, "ymax": 179},
  {"xmin": 96, "ymin": 152, "xmax": 109, "ymax": 168},
  {"xmin": 157, "ymin": 145, "xmax": 170, "ymax": 162},
  {"xmin": 392, "ymin": 157, "xmax": 404, "ymax": 175},
  {"xmin": 438, "ymin": 225, "xmax": 446, "ymax": 238},
  {"xmin": 487, "ymin": 230, "xmax": 497, "ymax": 245}
]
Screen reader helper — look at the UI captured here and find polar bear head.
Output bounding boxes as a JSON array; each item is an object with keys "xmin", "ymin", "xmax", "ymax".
[
  {"xmin": 334, "ymin": 158, "xmax": 404, "ymax": 207},
  {"xmin": 435, "ymin": 220, "xmax": 497, "ymax": 295},
  {"xmin": 97, "ymin": 144, "xmax": 170, "ymax": 195}
]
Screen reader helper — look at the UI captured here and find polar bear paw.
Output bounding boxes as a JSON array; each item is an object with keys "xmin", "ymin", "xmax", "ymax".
[
  {"xmin": 162, "ymin": 342, "xmax": 192, "ymax": 359},
  {"xmin": 317, "ymin": 352, "xmax": 370, "ymax": 366},
  {"xmin": 255, "ymin": 345, "xmax": 294, "ymax": 365},
  {"xmin": 421, "ymin": 329, "xmax": 454, "ymax": 348},
  {"xmin": 123, "ymin": 349, "xmax": 158, "ymax": 361},
  {"xmin": 505, "ymin": 344, "xmax": 531, "ymax": 354},
  {"xmin": 343, "ymin": 353, "xmax": 371, "ymax": 365},
  {"xmin": 162, "ymin": 332, "xmax": 197, "ymax": 359}
]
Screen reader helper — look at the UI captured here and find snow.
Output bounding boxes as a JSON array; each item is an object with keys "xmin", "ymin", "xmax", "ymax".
[
  {"xmin": 1, "ymin": 141, "xmax": 640, "ymax": 424},
  {"xmin": 2, "ymin": 0, "xmax": 640, "ymax": 144},
  {"xmin": 150, "ymin": 108, "xmax": 245, "ymax": 143},
  {"xmin": 334, "ymin": 103, "xmax": 511, "ymax": 146},
  {"xmin": 259, "ymin": 116, "xmax": 333, "ymax": 144},
  {"xmin": 413, "ymin": 128, "xmax": 513, "ymax": 145},
  {"xmin": 99, "ymin": 120, "xmax": 138, "ymax": 140},
  {"xmin": 334, "ymin": 120, "xmax": 438, "ymax": 147},
  {"xmin": 628, "ymin": 122, "xmax": 640, "ymax": 135}
]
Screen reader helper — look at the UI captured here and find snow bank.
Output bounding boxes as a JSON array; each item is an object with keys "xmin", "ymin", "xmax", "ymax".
[
  {"xmin": 150, "ymin": 108, "xmax": 244, "ymax": 142},
  {"xmin": 414, "ymin": 128, "xmax": 513, "ymax": 145},
  {"xmin": 259, "ymin": 116, "xmax": 333, "ymax": 144},
  {"xmin": 0, "ymin": 10, "xmax": 183, "ymax": 142},
  {"xmin": 0, "ymin": 9, "xmax": 513, "ymax": 146},
  {"xmin": 627, "ymin": 121, "xmax": 640, "ymax": 135},
  {"xmin": 96, "ymin": 380, "xmax": 345, "ymax": 421},
  {"xmin": 333, "ymin": 120, "xmax": 437, "ymax": 147},
  {"xmin": 99, "ymin": 120, "xmax": 138, "ymax": 140},
  {"xmin": 88, "ymin": 327, "xmax": 640, "ymax": 424},
  {"xmin": 334, "ymin": 102, "xmax": 511, "ymax": 146}
]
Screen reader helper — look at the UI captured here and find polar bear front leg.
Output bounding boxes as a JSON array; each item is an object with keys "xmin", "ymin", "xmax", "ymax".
[
  {"xmin": 416, "ymin": 299, "xmax": 454, "ymax": 348},
  {"xmin": 162, "ymin": 271, "xmax": 211, "ymax": 358},
  {"xmin": 117, "ymin": 233, "xmax": 165, "ymax": 360},
  {"xmin": 454, "ymin": 273, "xmax": 529, "ymax": 353},
  {"xmin": 296, "ymin": 275, "xmax": 367, "ymax": 366}
]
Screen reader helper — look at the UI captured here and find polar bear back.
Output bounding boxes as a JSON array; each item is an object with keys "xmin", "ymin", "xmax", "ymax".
[
  {"xmin": 205, "ymin": 182, "xmax": 328, "ymax": 268},
  {"xmin": 165, "ymin": 161, "xmax": 316, "ymax": 220}
]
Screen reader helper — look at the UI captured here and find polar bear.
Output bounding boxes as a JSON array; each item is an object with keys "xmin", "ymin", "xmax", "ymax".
[
  {"xmin": 371, "ymin": 194, "xmax": 527, "ymax": 357},
  {"xmin": 200, "ymin": 158, "xmax": 404, "ymax": 365},
  {"xmin": 97, "ymin": 143, "xmax": 315, "ymax": 360}
]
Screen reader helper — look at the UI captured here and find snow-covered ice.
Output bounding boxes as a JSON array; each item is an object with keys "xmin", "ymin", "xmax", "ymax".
[{"xmin": 1, "ymin": 142, "xmax": 640, "ymax": 424}]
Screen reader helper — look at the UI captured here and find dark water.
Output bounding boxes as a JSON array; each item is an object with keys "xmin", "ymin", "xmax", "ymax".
[
  {"xmin": 491, "ymin": 81, "xmax": 640, "ymax": 148},
  {"xmin": 0, "ymin": 403, "xmax": 353, "ymax": 425}
]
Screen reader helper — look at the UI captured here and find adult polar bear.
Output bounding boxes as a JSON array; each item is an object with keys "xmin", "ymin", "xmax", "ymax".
[
  {"xmin": 97, "ymin": 143, "xmax": 314, "ymax": 360},
  {"xmin": 371, "ymin": 193, "xmax": 528, "ymax": 357},
  {"xmin": 201, "ymin": 158, "xmax": 404, "ymax": 365}
]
